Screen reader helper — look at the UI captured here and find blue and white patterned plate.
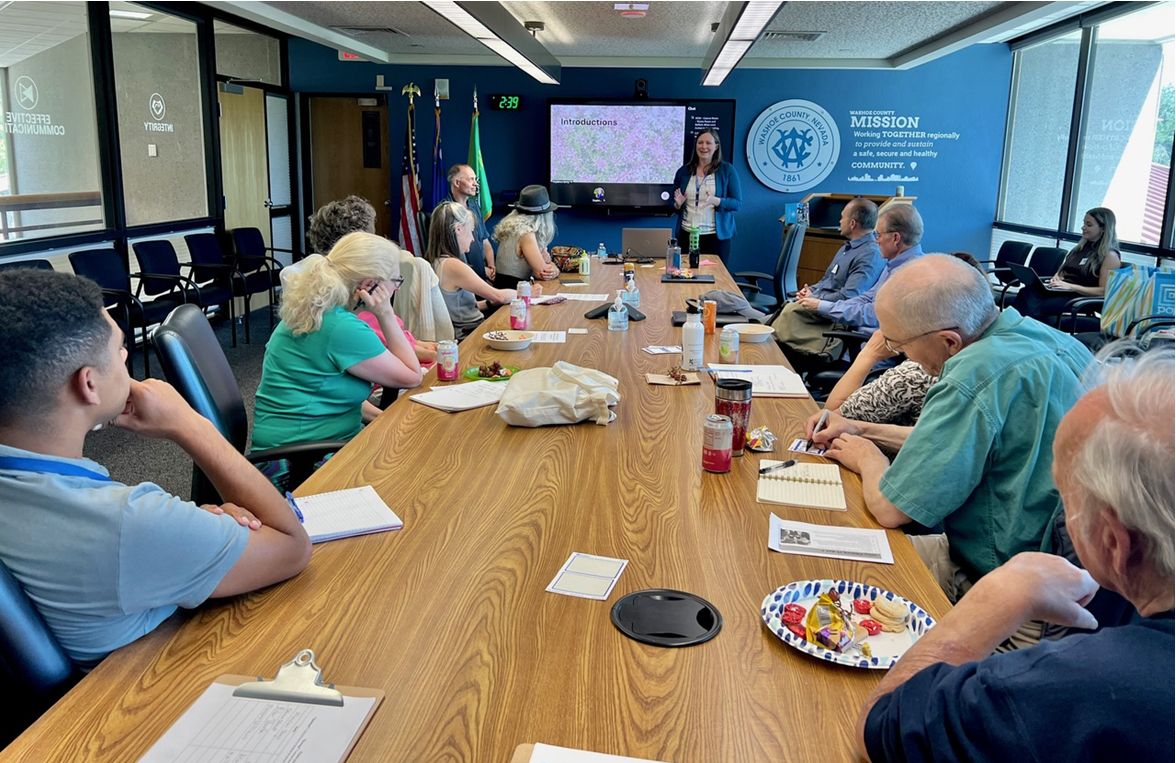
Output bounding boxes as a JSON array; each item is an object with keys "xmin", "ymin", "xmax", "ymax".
[{"xmin": 760, "ymin": 579, "xmax": 937, "ymax": 669}]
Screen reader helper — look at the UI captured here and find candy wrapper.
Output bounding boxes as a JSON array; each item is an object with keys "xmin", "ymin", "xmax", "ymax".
[
  {"xmin": 746, "ymin": 426, "xmax": 777, "ymax": 452},
  {"xmin": 804, "ymin": 591, "xmax": 856, "ymax": 652}
]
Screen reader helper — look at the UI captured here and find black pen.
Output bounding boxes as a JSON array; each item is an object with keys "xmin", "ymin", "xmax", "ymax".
[
  {"xmin": 759, "ymin": 459, "xmax": 797, "ymax": 475},
  {"xmin": 806, "ymin": 409, "xmax": 831, "ymax": 452}
]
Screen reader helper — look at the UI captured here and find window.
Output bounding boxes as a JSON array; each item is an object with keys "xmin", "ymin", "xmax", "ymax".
[
  {"xmin": 0, "ymin": 1, "xmax": 105, "ymax": 242},
  {"xmin": 997, "ymin": 2, "xmax": 1175, "ymax": 253},
  {"xmin": 110, "ymin": 2, "xmax": 208, "ymax": 227}
]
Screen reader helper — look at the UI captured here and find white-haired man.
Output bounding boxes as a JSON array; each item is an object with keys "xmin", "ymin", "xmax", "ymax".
[
  {"xmin": 814, "ymin": 256, "xmax": 1091, "ymax": 636},
  {"xmin": 857, "ymin": 346, "xmax": 1175, "ymax": 761}
]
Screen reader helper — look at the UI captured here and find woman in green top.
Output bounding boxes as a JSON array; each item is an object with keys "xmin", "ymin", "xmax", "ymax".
[{"xmin": 252, "ymin": 232, "xmax": 423, "ymax": 450}]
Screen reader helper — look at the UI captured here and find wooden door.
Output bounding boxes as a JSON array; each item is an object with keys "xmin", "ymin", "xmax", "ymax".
[
  {"xmin": 218, "ymin": 85, "xmax": 270, "ymax": 246},
  {"xmin": 309, "ymin": 97, "xmax": 391, "ymax": 239}
]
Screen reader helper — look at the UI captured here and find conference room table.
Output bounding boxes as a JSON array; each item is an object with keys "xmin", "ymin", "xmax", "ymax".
[{"xmin": 2, "ymin": 259, "xmax": 951, "ymax": 762}]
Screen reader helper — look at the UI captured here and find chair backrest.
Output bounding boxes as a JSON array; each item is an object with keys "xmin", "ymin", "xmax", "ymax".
[
  {"xmin": 131, "ymin": 240, "xmax": 182, "ymax": 296},
  {"xmin": 184, "ymin": 233, "xmax": 228, "ymax": 283},
  {"xmin": 69, "ymin": 249, "xmax": 131, "ymax": 292},
  {"xmin": 1029, "ymin": 246, "xmax": 1068, "ymax": 277},
  {"xmin": 778, "ymin": 223, "xmax": 807, "ymax": 298},
  {"xmin": 995, "ymin": 240, "xmax": 1033, "ymax": 268},
  {"xmin": 0, "ymin": 557, "xmax": 76, "ymax": 743},
  {"xmin": 0, "ymin": 259, "xmax": 54, "ymax": 273},
  {"xmin": 230, "ymin": 227, "xmax": 266, "ymax": 262},
  {"xmin": 151, "ymin": 304, "xmax": 249, "ymax": 452}
]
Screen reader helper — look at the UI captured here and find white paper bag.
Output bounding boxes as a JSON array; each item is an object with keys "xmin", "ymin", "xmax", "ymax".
[{"xmin": 495, "ymin": 361, "xmax": 620, "ymax": 427}]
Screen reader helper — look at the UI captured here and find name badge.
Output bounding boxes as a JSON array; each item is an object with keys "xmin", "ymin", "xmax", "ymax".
[
  {"xmin": 831, "ymin": 264, "xmax": 839, "ymax": 275},
  {"xmin": 1079, "ymin": 257, "xmax": 1089, "ymax": 266}
]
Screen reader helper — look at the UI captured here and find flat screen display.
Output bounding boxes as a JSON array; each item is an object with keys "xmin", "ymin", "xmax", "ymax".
[{"xmin": 548, "ymin": 99, "xmax": 736, "ymax": 210}]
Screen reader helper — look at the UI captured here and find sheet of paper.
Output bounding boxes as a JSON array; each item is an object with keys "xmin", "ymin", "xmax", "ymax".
[
  {"xmin": 706, "ymin": 364, "xmax": 808, "ymax": 397},
  {"xmin": 788, "ymin": 438, "xmax": 828, "ymax": 456},
  {"xmin": 531, "ymin": 331, "xmax": 567, "ymax": 343},
  {"xmin": 768, "ymin": 514, "xmax": 894, "ymax": 564},
  {"xmin": 529, "ymin": 743, "xmax": 669, "ymax": 763},
  {"xmin": 409, "ymin": 380, "xmax": 506, "ymax": 412},
  {"xmin": 558, "ymin": 293, "xmax": 610, "ymax": 302},
  {"xmin": 546, "ymin": 552, "xmax": 628, "ymax": 600},
  {"xmin": 568, "ymin": 328, "xmax": 589, "ymax": 335},
  {"xmin": 642, "ymin": 345, "xmax": 682, "ymax": 354},
  {"xmin": 137, "ymin": 682, "xmax": 376, "ymax": 763},
  {"xmin": 296, "ymin": 485, "xmax": 403, "ymax": 543}
]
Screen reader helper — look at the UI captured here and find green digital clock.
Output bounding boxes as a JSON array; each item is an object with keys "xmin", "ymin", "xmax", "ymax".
[{"xmin": 489, "ymin": 94, "xmax": 522, "ymax": 111}]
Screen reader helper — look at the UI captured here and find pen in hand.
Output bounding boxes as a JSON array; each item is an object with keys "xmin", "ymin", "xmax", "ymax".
[{"xmin": 806, "ymin": 409, "xmax": 831, "ymax": 452}]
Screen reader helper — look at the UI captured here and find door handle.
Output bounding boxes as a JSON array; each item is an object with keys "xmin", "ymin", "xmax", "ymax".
[
  {"xmin": 263, "ymin": 198, "xmax": 274, "ymax": 208},
  {"xmin": 384, "ymin": 200, "xmax": 392, "ymax": 206}
]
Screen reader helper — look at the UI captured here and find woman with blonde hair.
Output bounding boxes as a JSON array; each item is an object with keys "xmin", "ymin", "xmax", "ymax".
[
  {"xmin": 1014, "ymin": 207, "xmax": 1122, "ymax": 322},
  {"xmin": 425, "ymin": 201, "xmax": 516, "ymax": 339},
  {"xmin": 491, "ymin": 184, "xmax": 561, "ymax": 288},
  {"xmin": 252, "ymin": 232, "xmax": 422, "ymax": 450}
]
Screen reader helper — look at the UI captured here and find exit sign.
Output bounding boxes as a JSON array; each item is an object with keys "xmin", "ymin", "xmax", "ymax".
[{"xmin": 338, "ymin": 51, "xmax": 363, "ymax": 61}]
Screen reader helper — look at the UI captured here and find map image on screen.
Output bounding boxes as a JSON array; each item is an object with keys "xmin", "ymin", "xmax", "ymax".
[{"xmin": 550, "ymin": 104, "xmax": 685, "ymax": 184}]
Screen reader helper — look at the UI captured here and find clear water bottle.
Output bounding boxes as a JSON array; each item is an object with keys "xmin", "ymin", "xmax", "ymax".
[
  {"xmin": 608, "ymin": 290, "xmax": 629, "ymax": 332},
  {"xmin": 597, "ymin": 242, "xmax": 607, "ymax": 260},
  {"xmin": 670, "ymin": 239, "xmax": 682, "ymax": 271}
]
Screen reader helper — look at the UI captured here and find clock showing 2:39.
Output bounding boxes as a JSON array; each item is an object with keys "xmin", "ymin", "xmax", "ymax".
[{"xmin": 489, "ymin": 94, "xmax": 522, "ymax": 110}]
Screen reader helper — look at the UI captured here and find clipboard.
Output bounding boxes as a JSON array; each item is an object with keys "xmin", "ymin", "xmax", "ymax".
[{"xmin": 137, "ymin": 650, "xmax": 384, "ymax": 763}]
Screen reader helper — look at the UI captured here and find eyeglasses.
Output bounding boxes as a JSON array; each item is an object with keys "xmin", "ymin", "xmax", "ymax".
[
  {"xmin": 388, "ymin": 277, "xmax": 404, "ymax": 288},
  {"xmin": 883, "ymin": 325, "xmax": 959, "ymax": 354}
]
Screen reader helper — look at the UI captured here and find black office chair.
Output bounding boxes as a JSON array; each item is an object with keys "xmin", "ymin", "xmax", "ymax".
[
  {"xmin": 0, "ymin": 558, "xmax": 78, "ymax": 747},
  {"xmin": 734, "ymin": 223, "xmax": 807, "ymax": 314},
  {"xmin": 69, "ymin": 248, "xmax": 185, "ymax": 378},
  {"xmin": 1070, "ymin": 312, "xmax": 1175, "ymax": 354},
  {"xmin": 0, "ymin": 258, "xmax": 55, "ymax": 272},
  {"xmin": 151, "ymin": 305, "xmax": 348, "ymax": 503},
  {"xmin": 229, "ymin": 227, "xmax": 286, "ymax": 323},
  {"xmin": 978, "ymin": 241, "xmax": 1032, "ymax": 305},
  {"xmin": 997, "ymin": 245, "xmax": 1068, "ymax": 308},
  {"xmin": 185, "ymin": 233, "xmax": 277, "ymax": 344},
  {"xmin": 133, "ymin": 239, "xmax": 238, "ymax": 347}
]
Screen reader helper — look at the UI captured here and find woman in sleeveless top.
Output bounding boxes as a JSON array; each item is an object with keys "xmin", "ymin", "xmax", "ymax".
[
  {"xmin": 425, "ymin": 202, "xmax": 516, "ymax": 340},
  {"xmin": 1014, "ymin": 207, "xmax": 1122, "ymax": 322},
  {"xmin": 491, "ymin": 185, "xmax": 561, "ymax": 289}
]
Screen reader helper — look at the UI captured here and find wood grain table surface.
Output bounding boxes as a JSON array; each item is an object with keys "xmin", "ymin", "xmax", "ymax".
[{"xmin": 2, "ymin": 260, "xmax": 950, "ymax": 763}]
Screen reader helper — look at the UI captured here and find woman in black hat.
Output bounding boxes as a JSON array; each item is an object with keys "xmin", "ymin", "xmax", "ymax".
[{"xmin": 491, "ymin": 184, "xmax": 562, "ymax": 289}]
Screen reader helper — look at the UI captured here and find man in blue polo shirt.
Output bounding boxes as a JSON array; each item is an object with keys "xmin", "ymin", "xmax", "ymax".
[
  {"xmin": 856, "ymin": 346, "xmax": 1174, "ymax": 762},
  {"xmin": 444, "ymin": 163, "xmax": 495, "ymax": 282},
  {"xmin": 0, "ymin": 269, "xmax": 311, "ymax": 671}
]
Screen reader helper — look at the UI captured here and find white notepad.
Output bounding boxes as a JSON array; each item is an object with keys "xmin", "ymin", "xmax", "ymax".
[
  {"xmin": 409, "ymin": 380, "xmax": 506, "ymax": 412},
  {"xmin": 756, "ymin": 461, "xmax": 846, "ymax": 511},
  {"xmin": 293, "ymin": 486, "xmax": 404, "ymax": 543}
]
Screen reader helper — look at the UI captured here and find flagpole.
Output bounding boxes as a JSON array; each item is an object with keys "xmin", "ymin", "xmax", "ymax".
[{"xmin": 399, "ymin": 83, "xmax": 424, "ymax": 255}]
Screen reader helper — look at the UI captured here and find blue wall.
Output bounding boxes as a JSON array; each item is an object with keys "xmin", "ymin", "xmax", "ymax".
[{"xmin": 290, "ymin": 39, "xmax": 1012, "ymax": 273}]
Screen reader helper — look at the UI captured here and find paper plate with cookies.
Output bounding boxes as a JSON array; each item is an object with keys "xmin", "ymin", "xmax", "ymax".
[{"xmin": 760, "ymin": 579, "xmax": 936, "ymax": 669}]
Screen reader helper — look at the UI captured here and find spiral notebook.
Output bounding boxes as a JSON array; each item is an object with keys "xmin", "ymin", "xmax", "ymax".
[
  {"xmin": 756, "ymin": 461, "xmax": 846, "ymax": 511},
  {"xmin": 290, "ymin": 486, "xmax": 404, "ymax": 543}
]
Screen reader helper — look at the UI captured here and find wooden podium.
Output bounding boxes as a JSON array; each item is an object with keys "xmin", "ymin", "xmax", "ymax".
[{"xmin": 780, "ymin": 193, "xmax": 916, "ymax": 287}]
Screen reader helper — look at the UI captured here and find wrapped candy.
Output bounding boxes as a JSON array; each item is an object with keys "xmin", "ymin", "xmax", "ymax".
[
  {"xmin": 804, "ymin": 591, "xmax": 856, "ymax": 652},
  {"xmin": 746, "ymin": 426, "xmax": 777, "ymax": 452}
]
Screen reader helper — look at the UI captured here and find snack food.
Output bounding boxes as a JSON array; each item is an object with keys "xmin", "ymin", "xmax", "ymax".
[
  {"xmin": 781, "ymin": 603, "xmax": 806, "ymax": 626},
  {"xmin": 669, "ymin": 268, "xmax": 695, "ymax": 279},
  {"xmin": 486, "ymin": 331, "xmax": 510, "ymax": 341},
  {"xmin": 666, "ymin": 364, "xmax": 689, "ymax": 384},
  {"xmin": 870, "ymin": 596, "xmax": 909, "ymax": 633},
  {"xmin": 477, "ymin": 361, "xmax": 514, "ymax": 379},
  {"xmin": 804, "ymin": 591, "xmax": 854, "ymax": 652},
  {"xmin": 853, "ymin": 598, "xmax": 872, "ymax": 615},
  {"xmin": 859, "ymin": 619, "xmax": 883, "ymax": 637}
]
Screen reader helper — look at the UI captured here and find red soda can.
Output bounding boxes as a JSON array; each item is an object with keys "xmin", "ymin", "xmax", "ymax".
[
  {"xmin": 702, "ymin": 414, "xmax": 733, "ymax": 473},
  {"xmin": 436, "ymin": 340, "xmax": 459, "ymax": 381},
  {"xmin": 510, "ymin": 298, "xmax": 529, "ymax": 329}
]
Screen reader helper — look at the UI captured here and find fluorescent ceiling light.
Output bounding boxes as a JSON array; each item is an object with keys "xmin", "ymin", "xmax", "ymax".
[
  {"xmin": 423, "ymin": 1, "xmax": 560, "ymax": 85},
  {"xmin": 701, "ymin": 1, "xmax": 783, "ymax": 86},
  {"xmin": 109, "ymin": 9, "xmax": 153, "ymax": 20}
]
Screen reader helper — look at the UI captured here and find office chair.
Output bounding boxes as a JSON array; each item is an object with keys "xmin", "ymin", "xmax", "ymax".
[
  {"xmin": 978, "ymin": 240, "xmax": 1032, "ymax": 305},
  {"xmin": 70, "ymin": 248, "xmax": 185, "ymax": 378},
  {"xmin": 734, "ymin": 223, "xmax": 807, "ymax": 313},
  {"xmin": 151, "ymin": 305, "xmax": 348, "ymax": 503},
  {"xmin": 186, "ymin": 232, "xmax": 278, "ymax": 344},
  {"xmin": 228, "ymin": 227, "xmax": 286, "ymax": 324},
  {"xmin": 1069, "ymin": 312, "xmax": 1175, "ymax": 354},
  {"xmin": 0, "ymin": 259, "xmax": 54, "ymax": 272},
  {"xmin": 132, "ymin": 238, "xmax": 238, "ymax": 347},
  {"xmin": 996, "ymin": 245, "xmax": 1069, "ymax": 308},
  {"xmin": 0, "ymin": 558, "xmax": 77, "ymax": 747}
]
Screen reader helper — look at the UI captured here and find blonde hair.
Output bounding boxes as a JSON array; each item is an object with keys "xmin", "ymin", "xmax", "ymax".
[
  {"xmin": 279, "ymin": 232, "xmax": 402, "ymax": 335},
  {"xmin": 493, "ymin": 209, "xmax": 556, "ymax": 255}
]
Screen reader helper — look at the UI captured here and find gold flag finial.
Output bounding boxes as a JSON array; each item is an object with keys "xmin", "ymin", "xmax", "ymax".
[{"xmin": 402, "ymin": 83, "xmax": 421, "ymax": 106}]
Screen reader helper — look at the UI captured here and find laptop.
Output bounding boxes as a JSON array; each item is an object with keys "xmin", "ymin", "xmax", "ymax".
[
  {"xmin": 621, "ymin": 228, "xmax": 674, "ymax": 259},
  {"xmin": 1007, "ymin": 262, "xmax": 1069, "ymax": 293}
]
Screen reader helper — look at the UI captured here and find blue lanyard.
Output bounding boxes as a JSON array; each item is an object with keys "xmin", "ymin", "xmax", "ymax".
[
  {"xmin": 695, "ymin": 174, "xmax": 704, "ymax": 210},
  {"xmin": 0, "ymin": 456, "xmax": 112, "ymax": 482}
]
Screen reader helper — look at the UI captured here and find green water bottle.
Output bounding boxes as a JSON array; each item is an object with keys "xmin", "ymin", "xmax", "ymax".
[{"xmin": 689, "ymin": 225, "xmax": 700, "ymax": 254}]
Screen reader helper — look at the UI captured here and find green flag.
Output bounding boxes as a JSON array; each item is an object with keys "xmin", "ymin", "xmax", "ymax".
[{"xmin": 468, "ymin": 98, "xmax": 491, "ymax": 221}]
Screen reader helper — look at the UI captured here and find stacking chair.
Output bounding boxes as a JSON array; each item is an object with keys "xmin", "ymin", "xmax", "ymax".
[
  {"xmin": 151, "ymin": 305, "xmax": 348, "ymax": 503},
  {"xmin": 133, "ymin": 239, "xmax": 238, "ymax": 347},
  {"xmin": 996, "ymin": 245, "xmax": 1068, "ymax": 308},
  {"xmin": 978, "ymin": 240, "xmax": 1032, "ymax": 306},
  {"xmin": 0, "ymin": 258, "xmax": 54, "ymax": 272},
  {"xmin": 69, "ymin": 249, "xmax": 186, "ymax": 377},
  {"xmin": 734, "ymin": 223, "xmax": 807, "ymax": 314},
  {"xmin": 185, "ymin": 233, "xmax": 276, "ymax": 344},
  {"xmin": 228, "ymin": 227, "xmax": 286, "ymax": 327},
  {"xmin": 0, "ymin": 558, "xmax": 77, "ymax": 747}
]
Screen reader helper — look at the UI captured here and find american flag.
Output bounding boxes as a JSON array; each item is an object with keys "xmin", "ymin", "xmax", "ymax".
[{"xmin": 400, "ymin": 100, "xmax": 424, "ymax": 256}]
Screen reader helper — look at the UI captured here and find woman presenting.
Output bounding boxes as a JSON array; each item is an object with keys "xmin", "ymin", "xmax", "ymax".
[{"xmin": 671, "ymin": 129, "xmax": 742, "ymax": 265}]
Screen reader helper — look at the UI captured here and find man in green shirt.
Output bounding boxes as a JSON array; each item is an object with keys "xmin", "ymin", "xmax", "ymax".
[{"xmin": 811, "ymin": 256, "xmax": 1091, "ymax": 623}]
